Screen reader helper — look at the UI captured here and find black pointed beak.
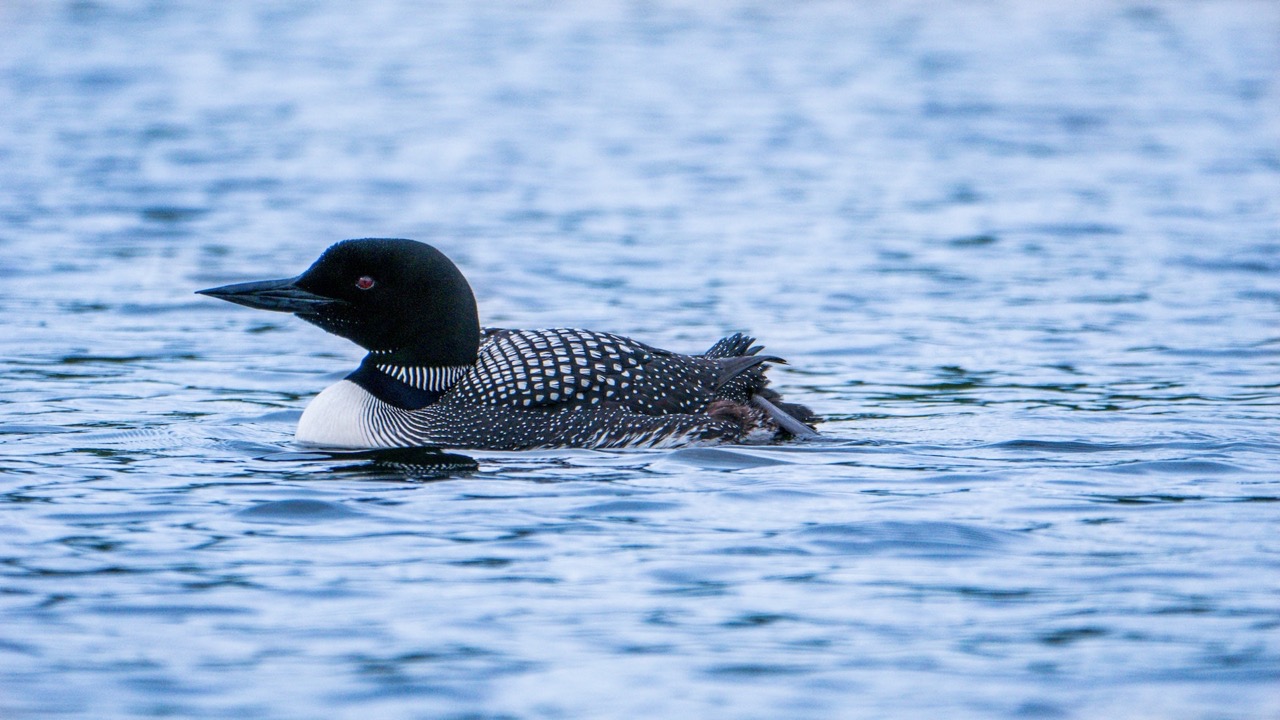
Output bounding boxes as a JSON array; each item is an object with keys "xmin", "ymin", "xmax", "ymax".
[{"xmin": 196, "ymin": 277, "xmax": 340, "ymax": 314}]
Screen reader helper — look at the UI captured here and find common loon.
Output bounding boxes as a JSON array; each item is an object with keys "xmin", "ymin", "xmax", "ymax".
[{"xmin": 198, "ymin": 238, "xmax": 819, "ymax": 450}]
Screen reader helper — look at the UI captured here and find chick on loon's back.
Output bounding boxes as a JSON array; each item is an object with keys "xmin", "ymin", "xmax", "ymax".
[{"xmin": 198, "ymin": 238, "xmax": 819, "ymax": 450}]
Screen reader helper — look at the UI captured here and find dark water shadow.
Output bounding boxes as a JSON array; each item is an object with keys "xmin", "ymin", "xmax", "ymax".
[{"xmin": 261, "ymin": 447, "xmax": 479, "ymax": 482}]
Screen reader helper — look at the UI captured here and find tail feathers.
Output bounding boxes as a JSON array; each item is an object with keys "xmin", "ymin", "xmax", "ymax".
[
  {"xmin": 703, "ymin": 333, "xmax": 820, "ymax": 440},
  {"xmin": 703, "ymin": 333, "xmax": 763, "ymax": 358}
]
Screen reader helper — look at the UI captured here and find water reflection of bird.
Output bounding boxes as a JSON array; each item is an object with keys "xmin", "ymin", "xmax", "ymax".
[{"xmin": 199, "ymin": 238, "xmax": 818, "ymax": 450}]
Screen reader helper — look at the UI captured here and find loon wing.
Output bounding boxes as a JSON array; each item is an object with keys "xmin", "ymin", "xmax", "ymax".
[{"xmin": 461, "ymin": 329, "xmax": 766, "ymax": 415}]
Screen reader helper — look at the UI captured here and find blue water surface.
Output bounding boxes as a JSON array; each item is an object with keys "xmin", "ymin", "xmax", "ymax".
[{"xmin": 1, "ymin": 1, "xmax": 1278, "ymax": 718}]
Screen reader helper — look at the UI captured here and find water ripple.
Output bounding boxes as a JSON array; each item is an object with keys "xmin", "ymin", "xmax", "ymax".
[
  {"xmin": 234, "ymin": 499, "xmax": 367, "ymax": 523},
  {"xmin": 796, "ymin": 521, "xmax": 1023, "ymax": 557}
]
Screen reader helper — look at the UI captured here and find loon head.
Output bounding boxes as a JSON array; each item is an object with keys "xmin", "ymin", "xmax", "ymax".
[{"xmin": 198, "ymin": 238, "xmax": 481, "ymax": 367}]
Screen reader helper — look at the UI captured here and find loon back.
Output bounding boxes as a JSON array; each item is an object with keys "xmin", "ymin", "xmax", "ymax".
[{"xmin": 198, "ymin": 238, "xmax": 820, "ymax": 450}]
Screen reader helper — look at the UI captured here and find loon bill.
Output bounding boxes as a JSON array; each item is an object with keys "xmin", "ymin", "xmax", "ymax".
[{"xmin": 198, "ymin": 238, "xmax": 819, "ymax": 450}]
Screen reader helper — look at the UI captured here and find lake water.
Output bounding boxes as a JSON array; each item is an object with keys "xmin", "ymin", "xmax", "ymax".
[{"xmin": 1, "ymin": 1, "xmax": 1277, "ymax": 717}]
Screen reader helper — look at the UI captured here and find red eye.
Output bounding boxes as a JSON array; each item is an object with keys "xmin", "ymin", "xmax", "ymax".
[{"xmin": 356, "ymin": 276, "xmax": 376, "ymax": 290}]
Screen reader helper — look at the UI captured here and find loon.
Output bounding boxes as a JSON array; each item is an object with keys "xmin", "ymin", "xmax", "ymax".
[{"xmin": 198, "ymin": 238, "xmax": 819, "ymax": 450}]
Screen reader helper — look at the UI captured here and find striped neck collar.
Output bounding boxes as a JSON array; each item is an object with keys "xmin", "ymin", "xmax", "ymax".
[
  {"xmin": 347, "ymin": 359, "xmax": 470, "ymax": 411},
  {"xmin": 372, "ymin": 362, "xmax": 470, "ymax": 393}
]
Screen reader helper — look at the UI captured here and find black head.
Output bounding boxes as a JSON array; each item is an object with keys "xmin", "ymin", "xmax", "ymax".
[{"xmin": 198, "ymin": 238, "xmax": 481, "ymax": 366}]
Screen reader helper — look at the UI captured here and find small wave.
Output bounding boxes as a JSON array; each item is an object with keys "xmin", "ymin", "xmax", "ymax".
[
  {"xmin": 795, "ymin": 520, "xmax": 1023, "ymax": 557},
  {"xmin": 234, "ymin": 499, "xmax": 367, "ymax": 523}
]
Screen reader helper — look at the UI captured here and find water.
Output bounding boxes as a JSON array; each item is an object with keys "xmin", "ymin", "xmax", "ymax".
[{"xmin": 1, "ymin": 1, "xmax": 1278, "ymax": 717}]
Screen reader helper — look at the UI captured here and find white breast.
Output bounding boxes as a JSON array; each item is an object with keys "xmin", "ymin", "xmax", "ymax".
[{"xmin": 295, "ymin": 380, "xmax": 379, "ymax": 449}]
